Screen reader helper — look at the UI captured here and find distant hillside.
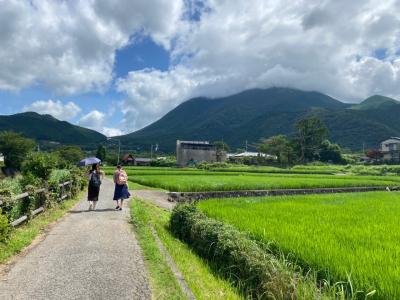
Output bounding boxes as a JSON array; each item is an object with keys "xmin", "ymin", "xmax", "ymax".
[
  {"xmin": 118, "ymin": 87, "xmax": 400, "ymax": 152},
  {"xmin": 0, "ymin": 112, "xmax": 106, "ymax": 146},
  {"xmin": 350, "ymin": 95, "xmax": 400, "ymax": 110}
]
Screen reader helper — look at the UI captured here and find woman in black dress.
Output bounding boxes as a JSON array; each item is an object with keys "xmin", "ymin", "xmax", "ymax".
[{"xmin": 88, "ymin": 164, "xmax": 103, "ymax": 210}]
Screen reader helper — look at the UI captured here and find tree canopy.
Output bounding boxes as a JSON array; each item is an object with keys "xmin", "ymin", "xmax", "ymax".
[
  {"xmin": 55, "ymin": 145, "xmax": 84, "ymax": 165},
  {"xmin": 257, "ymin": 135, "xmax": 294, "ymax": 164},
  {"xmin": 0, "ymin": 131, "xmax": 35, "ymax": 172},
  {"xmin": 295, "ymin": 116, "xmax": 328, "ymax": 162}
]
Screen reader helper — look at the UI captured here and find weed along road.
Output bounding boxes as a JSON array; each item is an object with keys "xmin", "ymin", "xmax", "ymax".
[{"xmin": 0, "ymin": 178, "xmax": 150, "ymax": 300}]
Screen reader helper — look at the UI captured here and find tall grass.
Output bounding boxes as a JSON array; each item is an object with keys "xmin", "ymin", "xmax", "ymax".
[{"xmin": 198, "ymin": 191, "xmax": 400, "ymax": 299}]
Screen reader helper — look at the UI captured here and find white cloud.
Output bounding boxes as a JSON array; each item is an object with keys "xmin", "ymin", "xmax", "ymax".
[
  {"xmin": 0, "ymin": 0, "xmax": 185, "ymax": 94},
  {"xmin": 3, "ymin": 0, "xmax": 400, "ymax": 132},
  {"xmin": 23, "ymin": 99, "xmax": 81, "ymax": 120},
  {"xmin": 117, "ymin": 0, "xmax": 400, "ymax": 131},
  {"xmin": 79, "ymin": 110, "xmax": 122, "ymax": 137}
]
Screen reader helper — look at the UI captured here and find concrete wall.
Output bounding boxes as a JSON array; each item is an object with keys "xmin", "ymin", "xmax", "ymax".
[
  {"xmin": 176, "ymin": 141, "xmax": 227, "ymax": 166},
  {"xmin": 168, "ymin": 186, "xmax": 398, "ymax": 202},
  {"xmin": 176, "ymin": 147, "xmax": 218, "ymax": 166}
]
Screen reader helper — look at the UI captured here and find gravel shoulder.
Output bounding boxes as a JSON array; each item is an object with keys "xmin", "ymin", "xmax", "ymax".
[
  {"xmin": 131, "ymin": 190, "xmax": 175, "ymax": 211},
  {"xmin": 0, "ymin": 178, "xmax": 150, "ymax": 300}
]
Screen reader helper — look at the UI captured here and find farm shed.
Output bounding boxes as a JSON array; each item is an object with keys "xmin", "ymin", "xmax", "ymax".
[
  {"xmin": 122, "ymin": 154, "xmax": 153, "ymax": 166},
  {"xmin": 176, "ymin": 140, "xmax": 227, "ymax": 167},
  {"xmin": 381, "ymin": 137, "xmax": 400, "ymax": 162}
]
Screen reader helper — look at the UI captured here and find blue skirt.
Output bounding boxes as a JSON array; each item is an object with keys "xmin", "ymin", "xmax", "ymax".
[{"xmin": 113, "ymin": 184, "xmax": 131, "ymax": 200}]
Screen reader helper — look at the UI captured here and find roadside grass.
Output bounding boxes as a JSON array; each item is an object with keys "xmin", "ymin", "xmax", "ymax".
[
  {"xmin": 131, "ymin": 199, "xmax": 243, "ymax": 300},
  {"xmin": 128, "ymin": 174, "xmax": 399, "ymax": 192},
  {"xmin": 130, "ymin": 199, "xmax": 186, "ymax": 299},
  {"xmin": 198, "ymin": 191, "xmax": 400, "ymax": 299},
  {"xmin": 0, "ymin": 191, "xmax": 84, "ymax": 263}
]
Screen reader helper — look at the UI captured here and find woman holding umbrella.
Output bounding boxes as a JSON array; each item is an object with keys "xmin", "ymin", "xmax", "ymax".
[{"xmin": 87, "ymin": 163, "xmax": 104, "ymax": 210}]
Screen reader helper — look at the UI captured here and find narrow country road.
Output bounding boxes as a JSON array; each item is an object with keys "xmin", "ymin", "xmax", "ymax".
[{"xmin": 0, "ymin": 179, "xmax": 151, "ymax": 300}]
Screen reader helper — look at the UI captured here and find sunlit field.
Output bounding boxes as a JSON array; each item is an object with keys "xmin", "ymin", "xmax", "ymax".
[{"xmin": 198, "ymin": 191, "xmax": 400, "ymax": 299}]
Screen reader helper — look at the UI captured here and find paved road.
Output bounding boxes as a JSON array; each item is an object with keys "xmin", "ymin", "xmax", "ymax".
[
  {"xmin": 130, "ymin": 190, "xmax": 175, "ymax": 211},
  {"xmin": 0, "ymin": 179, "xmax": 151, "ymax": 300}
]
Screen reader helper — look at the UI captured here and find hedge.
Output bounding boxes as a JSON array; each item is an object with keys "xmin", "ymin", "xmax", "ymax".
[{"xmin": 170, "ymin": 204, "xmax": 327, "ymax": 300}]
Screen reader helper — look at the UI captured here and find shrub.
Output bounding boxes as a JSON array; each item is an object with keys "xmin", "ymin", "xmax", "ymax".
[
  {"xmin": 170, "ymin": 204, "xmax": 322, "ymax": 299},
  {"xmin": 197, "ymin": 162, "xmax": 231, "ymax": 170},
  {"xmin": 150, "ymin": 157, "xmax": 177, "ymax": 167},
  {"xmin": 0, "ymin": 208, "xmax": 10, "ymax": 243},
  {"xmin": 22, "ymin": 152, "xmax": 59, "ymax": 180}
]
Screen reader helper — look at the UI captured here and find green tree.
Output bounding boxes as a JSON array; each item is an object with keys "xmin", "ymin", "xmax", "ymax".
[
  {"xmin": 22, "ymin": 152, "xmax": 59, "ymax": 180},
  {"xmin": 55, "ymin": 145, "xmax": 84, "ymax": 165},
  {"xmin": 319, "ymin": 140, "xmax": 343, "ymax": 164},
  {"xmin": 257, "ymin": 135, "xmax": 294, "ymax": 164},
  {"xmin": 96, "ymin": 145, "xmax": 106, "ymax": 162},
  {"xmin": 0, "ymin": 131, "xmax": 35, "ymax": 172},
  {"xmin": 295, "ymin": 116, "xmax": 328, "ymax": 162},
  {"xmin": 213, "ymin": 141, "xmax": 230, "ymax": 152}
]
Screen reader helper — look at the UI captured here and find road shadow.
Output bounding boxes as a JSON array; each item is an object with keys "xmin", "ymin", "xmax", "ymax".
[{"xmin": 70, "ymin": 208, "xmax": 117, "ymax": 214}]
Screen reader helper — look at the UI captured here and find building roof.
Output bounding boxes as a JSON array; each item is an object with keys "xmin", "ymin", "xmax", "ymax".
[
  {"xmin": 381, "ymin": 137, "xmax": 400, "ymax": 144},
  {"xmin": 177, "ymin": 140, "xmax": 210, "ymax": 145},
  {"xmin": 135, "ymin": 158, "xmax": 153, "ymax": 162},
  {"xmin": 122, "ymin": 154, "xmax": 134, "ymax": 161},
  {"xmin": 230, "ymin": 151, "xmax": 267, "ymax": 158}
]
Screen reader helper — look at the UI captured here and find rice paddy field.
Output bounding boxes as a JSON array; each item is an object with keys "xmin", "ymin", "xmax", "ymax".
[
  {"xmin": 102, "ymin": 166, "xmax": 400, "ymax": 192},
  {"xmin": 130, "ymin": 174, "xmax": 400, "ymax": 192},
  {"xmin": 198, "ymin": 191, "xmax": 400, "ymax": 299}
]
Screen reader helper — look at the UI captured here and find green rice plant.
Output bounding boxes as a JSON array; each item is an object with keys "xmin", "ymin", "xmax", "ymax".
[
  {"xmin": 129, "ymin": 174, "xmax": 399, "ymax": 192},
  {"xmin": 170, "ymin": 204, "xmax": 331, "ymax": 299},
  {"xmin": 198, "ymin": 191, "xmax": 400, "ymax": 299}
]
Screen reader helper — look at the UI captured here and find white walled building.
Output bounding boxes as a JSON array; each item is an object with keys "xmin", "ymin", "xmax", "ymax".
[{"xmin": 381, "ymin": 137, "xmax": 400, "ymax": 162}]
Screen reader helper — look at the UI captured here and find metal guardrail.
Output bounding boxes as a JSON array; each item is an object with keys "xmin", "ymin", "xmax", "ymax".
[{"xmin": 1, "ymin": 181, "xmax": 74, "ymax": 228}]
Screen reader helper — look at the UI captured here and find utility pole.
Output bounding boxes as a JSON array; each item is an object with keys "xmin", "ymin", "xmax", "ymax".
[
  {"xmin": 117, "ymin": 139, "xmax": 121, "ymax": 165},
  {"xmin": 245, "ymin": 140, "xmax": 248, "ymax": 152},
  {"xmin": 107, "ymin": 137, "xmax": 121, "ymax": 165}
]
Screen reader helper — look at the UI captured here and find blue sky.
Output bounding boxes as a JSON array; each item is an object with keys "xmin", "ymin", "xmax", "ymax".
[
  {"xmin": 1, "ymin": 1, "xmax": 399, "ymax": 136},
  {"xmin": 0, "ymin": 37, "xmax": 170, "ymax": 134}
]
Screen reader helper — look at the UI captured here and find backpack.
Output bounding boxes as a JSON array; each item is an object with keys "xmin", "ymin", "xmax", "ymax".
[
  {"xmin": 89, "ymin": 172, "xmax": 102, "ymax": 188},
  {"xmin": 117, "ymin": 171, "xmax": 128, "ymax": 185}
]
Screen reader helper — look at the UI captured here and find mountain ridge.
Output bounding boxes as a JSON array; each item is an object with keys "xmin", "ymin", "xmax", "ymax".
[
  {"xmin": 0, "ymin": 112, "xmax": 106, "ymax": 147},
  {"xmin": 118, "ymin": 87, "xmax": 400, "ymax": 152}
]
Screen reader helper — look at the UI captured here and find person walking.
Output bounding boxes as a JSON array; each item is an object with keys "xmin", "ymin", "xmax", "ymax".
[
  {"xmin": 113, "ymin": 165, "xmax": 130, "ymax": 210},
  {"xmin": 88, "ymin": 163, "xmax": 103, "ymax": 210}
]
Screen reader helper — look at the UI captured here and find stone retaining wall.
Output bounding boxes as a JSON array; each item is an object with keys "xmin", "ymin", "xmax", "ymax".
[{"xmin": 168, "ymin": 186, "xmax": 399, "ymax": 202}]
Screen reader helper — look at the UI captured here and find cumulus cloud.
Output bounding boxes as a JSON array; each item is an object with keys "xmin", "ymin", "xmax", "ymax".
[
  {"xmin": 23, "ymin": 99, "xmax": 81, "ymax": 120},
  {"xmin": 79, "ymin": 110, "xmax": 122, "ymax": 137},
  {"xmin": 117, "ymin": 0, "xmax": 400, "ymax": 131},
  {"xmin": 3, "ymin": 0, "xmax": 400, "ymax": 133},
  {"xmin": 0, "ymin": 0, "xmax": 184, "ymax": 94}
]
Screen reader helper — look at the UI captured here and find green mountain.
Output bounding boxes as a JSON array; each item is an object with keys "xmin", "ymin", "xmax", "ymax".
[
  {"xmin": 118, "ymin": 87, "xmax": 400, "ymax": 152},
  {"xmin": 0, "ymin": 112, "xmax": 106, "ymax": 146},
  {"xmin": 350, "ymin": 95, "xmax": 400, "ymax": 110}
]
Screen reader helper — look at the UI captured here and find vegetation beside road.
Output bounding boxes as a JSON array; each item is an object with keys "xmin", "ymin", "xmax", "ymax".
[
  {"xmin": 0, "ymin": 191, "xmax": 83, "ymax": 263},
  {"xmin": 131, "ymin": 199, "xmax": 243, "ymax": 300}
]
